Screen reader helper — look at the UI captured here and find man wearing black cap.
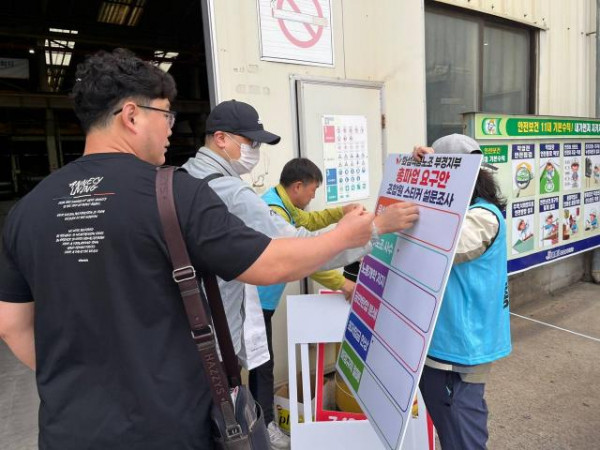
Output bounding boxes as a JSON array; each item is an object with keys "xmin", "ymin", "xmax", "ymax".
[{"xmin": 183, "ymin": 99, "xmax": 419, "ymax": 448}]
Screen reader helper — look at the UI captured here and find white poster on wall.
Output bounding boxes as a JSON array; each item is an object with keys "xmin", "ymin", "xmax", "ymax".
[
  {"xmin": 322, "ymin": 114, "xmax": 369, "ymax": 204},
  {"xmin": 257, "ymin": 0, "xmax": 334, "ymax": 66}
]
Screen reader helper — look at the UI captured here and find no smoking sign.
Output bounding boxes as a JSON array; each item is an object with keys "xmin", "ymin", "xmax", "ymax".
[{"xmin": 259, "ymin": 0, "xmax": 333, "ymax": 66}]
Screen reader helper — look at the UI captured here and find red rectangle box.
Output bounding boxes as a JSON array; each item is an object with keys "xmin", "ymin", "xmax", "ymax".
[
  {"xmin": 315, "ymin": 344, "xmax": 367, "ymax": 422},
  {"xmin": 375, "ymin": 196, "xmax": 401, "ymax": 216},
  {"xmin": 323, "ymin": 125, "xmax": 335, "ymax": 143}
]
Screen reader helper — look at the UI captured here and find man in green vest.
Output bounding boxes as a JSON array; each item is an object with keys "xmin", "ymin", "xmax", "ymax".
[{"xmin": 250, "ymin": 158, "xmax": 360, "ymax": 448}]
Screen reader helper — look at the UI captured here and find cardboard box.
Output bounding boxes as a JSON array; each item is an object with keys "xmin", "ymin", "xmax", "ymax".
[{"xmin": 274, "ymin": 377, "xmax": 334, "ymax": 435}]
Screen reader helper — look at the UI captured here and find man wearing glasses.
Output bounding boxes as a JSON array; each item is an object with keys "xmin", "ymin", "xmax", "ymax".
[
  {"xmin": 0, "ymin": 49, "xmax": 394, "ymax": 450},
  {"xmin": 183, "ymin": 99, "xmax": 420, "ymax": 449}
]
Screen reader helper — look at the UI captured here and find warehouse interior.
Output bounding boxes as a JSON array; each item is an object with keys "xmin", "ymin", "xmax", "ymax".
[{"xmin": 0, "ymin": 0, "xmax": 211, "ymax": 200}]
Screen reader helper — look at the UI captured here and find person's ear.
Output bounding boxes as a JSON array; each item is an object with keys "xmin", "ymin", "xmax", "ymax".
[
  {"xmin": 213, "ymin": 131, "xmax": 228, "ymax": 149},
  {"xmin": 118, "ymin": 103, "xmax": 137, "ymax": 132}
]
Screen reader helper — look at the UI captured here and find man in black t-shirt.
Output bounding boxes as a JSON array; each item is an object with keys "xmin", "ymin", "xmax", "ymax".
[{"xmin": 0, "ymin": 49, "xmax": 378, "ymax": 450}]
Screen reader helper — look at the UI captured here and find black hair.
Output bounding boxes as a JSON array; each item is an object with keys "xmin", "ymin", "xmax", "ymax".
[
  {"xmin": 472, "ymin": 169, "xmax": 507, "ymax": 210},
  {"xmin": 280, "ymin": 158, "xmax": 323, "ymax": 187},
  {"xmin": 70, "ymin": 48, "xmax": 177, "ymax": 133}
]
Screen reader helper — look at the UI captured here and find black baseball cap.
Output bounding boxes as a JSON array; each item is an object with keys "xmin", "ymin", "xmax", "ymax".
[{"xmin": 205, "ymin": 99, "xmax": 281, "ymax": 145}]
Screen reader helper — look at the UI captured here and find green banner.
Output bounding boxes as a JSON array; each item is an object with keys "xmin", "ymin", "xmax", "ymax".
[
  {"xmin": 480, "ymin": 144, "xmax": 508, "ymax": 164},
  {"xmin": 472, "ymin": 114, "xmax": 600, "ymax": 139},
  {"xmin": 505, "ymin": 118, "xmax": 600, "ymax": 137}
]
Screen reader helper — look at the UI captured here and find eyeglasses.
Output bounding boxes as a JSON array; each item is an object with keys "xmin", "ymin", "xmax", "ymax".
[
  {"xmin": 113, "ymin": 104, "xmax": 177, "ymax": 129},
  {"xmin": 224, "ymin": 132, "xmax": 261, "ymax": 150}
]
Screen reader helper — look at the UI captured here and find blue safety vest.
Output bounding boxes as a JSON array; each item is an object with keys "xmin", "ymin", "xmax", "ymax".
[
  {"xmin": 257, "ymin": 187, "xmax": 293, "ymax": 311},
  {"xmin": 428, "ymin": 198, "xmax": 511, "ymax": 365}
]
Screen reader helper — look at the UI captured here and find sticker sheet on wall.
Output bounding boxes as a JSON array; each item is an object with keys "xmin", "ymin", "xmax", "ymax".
[{"xmin": 322, "ymin": 115, "xmax": 369, "ymax": 204}]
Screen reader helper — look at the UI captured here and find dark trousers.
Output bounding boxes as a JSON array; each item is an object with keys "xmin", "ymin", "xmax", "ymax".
[
  {"xmin": 248, "ymin": 309, "xmax": 275, "ymax": 425},
  {"xmin": 419, "ymin": 366, "xmax": 489, "ymax": 450}
]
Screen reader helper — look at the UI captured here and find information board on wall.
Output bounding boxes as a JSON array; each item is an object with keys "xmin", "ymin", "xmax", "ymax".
[
  {"xmin": 335, "ymin": 153, "xmax": 482, "ymax": 450},
  {"xmin": 322, "ymin": 114, "xmax": 370, "ymax": 203},
  {"xmin": 465, "ymin": 113, "xmax": 600, "ymax": 274}
]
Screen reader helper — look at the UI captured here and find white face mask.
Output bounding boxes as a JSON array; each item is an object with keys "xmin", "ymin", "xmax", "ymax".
[
  {"xmin": 224, "ymin": 133, "xmax": 261, "ymax": 175},
  {"xmin": 230, "ymin": 142, "xmax": 261, "ymax": 175}
]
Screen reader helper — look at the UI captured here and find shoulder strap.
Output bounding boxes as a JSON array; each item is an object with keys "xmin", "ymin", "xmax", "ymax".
[
  {"xmin": 203, "ymin": 172, "xmax": 224, "ymax": 183},
  {"xmin": 156, "ymin": 166, "xmax": 240, "ymax": 384},
  {"xmin": 155, "ymin": 166, "xmax": 240, "ymax": 430},
  {"xmin": 198, "ymin": 171, "xmax": 241, "ymax": 385},
  {"xmin": 202, "ymin": 273, "xmax": 242, "ymax": 387}
]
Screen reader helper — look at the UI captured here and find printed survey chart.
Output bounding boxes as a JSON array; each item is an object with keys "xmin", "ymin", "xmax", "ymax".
[{"xmin": 336, "ymin": 153, "xmax": 482, "ymax": 450}]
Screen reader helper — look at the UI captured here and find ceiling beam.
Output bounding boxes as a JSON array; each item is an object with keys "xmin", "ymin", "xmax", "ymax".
[
  {"xmin": 0, "ymin": 93, "xmax": 210, "ymax": 113},
  {"xmin": 0, "ymin": 29, "xmax": 185, "ymax": 54}
]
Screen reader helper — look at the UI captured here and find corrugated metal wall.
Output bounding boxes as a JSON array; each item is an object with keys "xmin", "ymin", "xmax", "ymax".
[
  {"xmin": 435, "ymin": 0, "xmax": 597, "ymax": 117},
  {"xmin": 434, "ymin": 0, "xmax": 546, "ymax": 29},
  {"xmin": 210, "ymin": 0, "xmax": 597, "ymax": 385}
]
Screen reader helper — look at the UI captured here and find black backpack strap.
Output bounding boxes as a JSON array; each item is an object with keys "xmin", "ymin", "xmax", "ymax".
[{"xmin": 204, "ymin": 172, "xmax": 224, "ymax": 183}]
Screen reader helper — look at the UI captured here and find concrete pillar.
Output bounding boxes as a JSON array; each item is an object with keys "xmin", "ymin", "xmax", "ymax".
[{"xmin": 46, "ymin": 109, "xmax": 59, "ymax": 172}]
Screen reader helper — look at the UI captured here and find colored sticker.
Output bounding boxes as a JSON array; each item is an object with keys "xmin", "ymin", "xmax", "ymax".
[
  {"xmin": 345, "ymin": 313, "xmax": 373, "ymax": 361},
  {"xmin": 352, "ymin": 284, "xmax": 381, "ymax": 329},
  {"xmin": 371, "ymin": 233, "xmax": 398, "ymax": 266},
  {"xmin": 358, "ymin": 255, "xmax": 388, "ymax": 298},
  {"xmin": 338, "ymin": 341, "xmax": 365, "ymax": 392}
]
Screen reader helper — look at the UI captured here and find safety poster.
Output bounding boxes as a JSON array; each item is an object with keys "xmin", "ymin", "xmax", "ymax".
[
  {"xmin": 257, "ymin": 0, "xmax": 334, "ymax": 66},
  {"xmin": 322, "ymin": 114, "xmax": 369, "ymax": 204},
  {"xmin": 464, "ymin": 113, "xmax": 600, "ymax": 274},
  {"xmin": 336, "ymin": 153, "xmax": 482, "ymax": 450}
]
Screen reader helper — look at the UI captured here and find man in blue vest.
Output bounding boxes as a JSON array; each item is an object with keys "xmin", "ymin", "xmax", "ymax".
[
  {"xmin": 259, "ymin": 157, "xmax": 359, "ymax": 304},
  {"xmin": 413, "ymin": 134, "xmax": 511, "ymax": 450},
  {"xmin": 252, "ymin": 158, "xmax": 360, "ymax": 446}
]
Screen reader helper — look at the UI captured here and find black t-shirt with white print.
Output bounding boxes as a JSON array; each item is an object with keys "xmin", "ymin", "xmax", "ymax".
[{"xmin": 0, "ymin": 153, "xmax": 270, "ymax": 450}]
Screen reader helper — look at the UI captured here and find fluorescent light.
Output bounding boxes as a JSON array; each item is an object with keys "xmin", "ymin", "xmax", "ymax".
[
  {"xmin": 97, "ymin": 0, "xmax": 146, "ymax": 27},
  {"xmin": 153, "ymin": 51, "xmax": 179, "ymax": 73},
  {"xmin": 44, "ymin": 28, "xmax": 78, "ymax": 91}
]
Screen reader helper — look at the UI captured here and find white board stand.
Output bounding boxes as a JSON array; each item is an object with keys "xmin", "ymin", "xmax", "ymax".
[{"xmin": 286, "ymin": 294, "xmax": 434, "ymax": 449}]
